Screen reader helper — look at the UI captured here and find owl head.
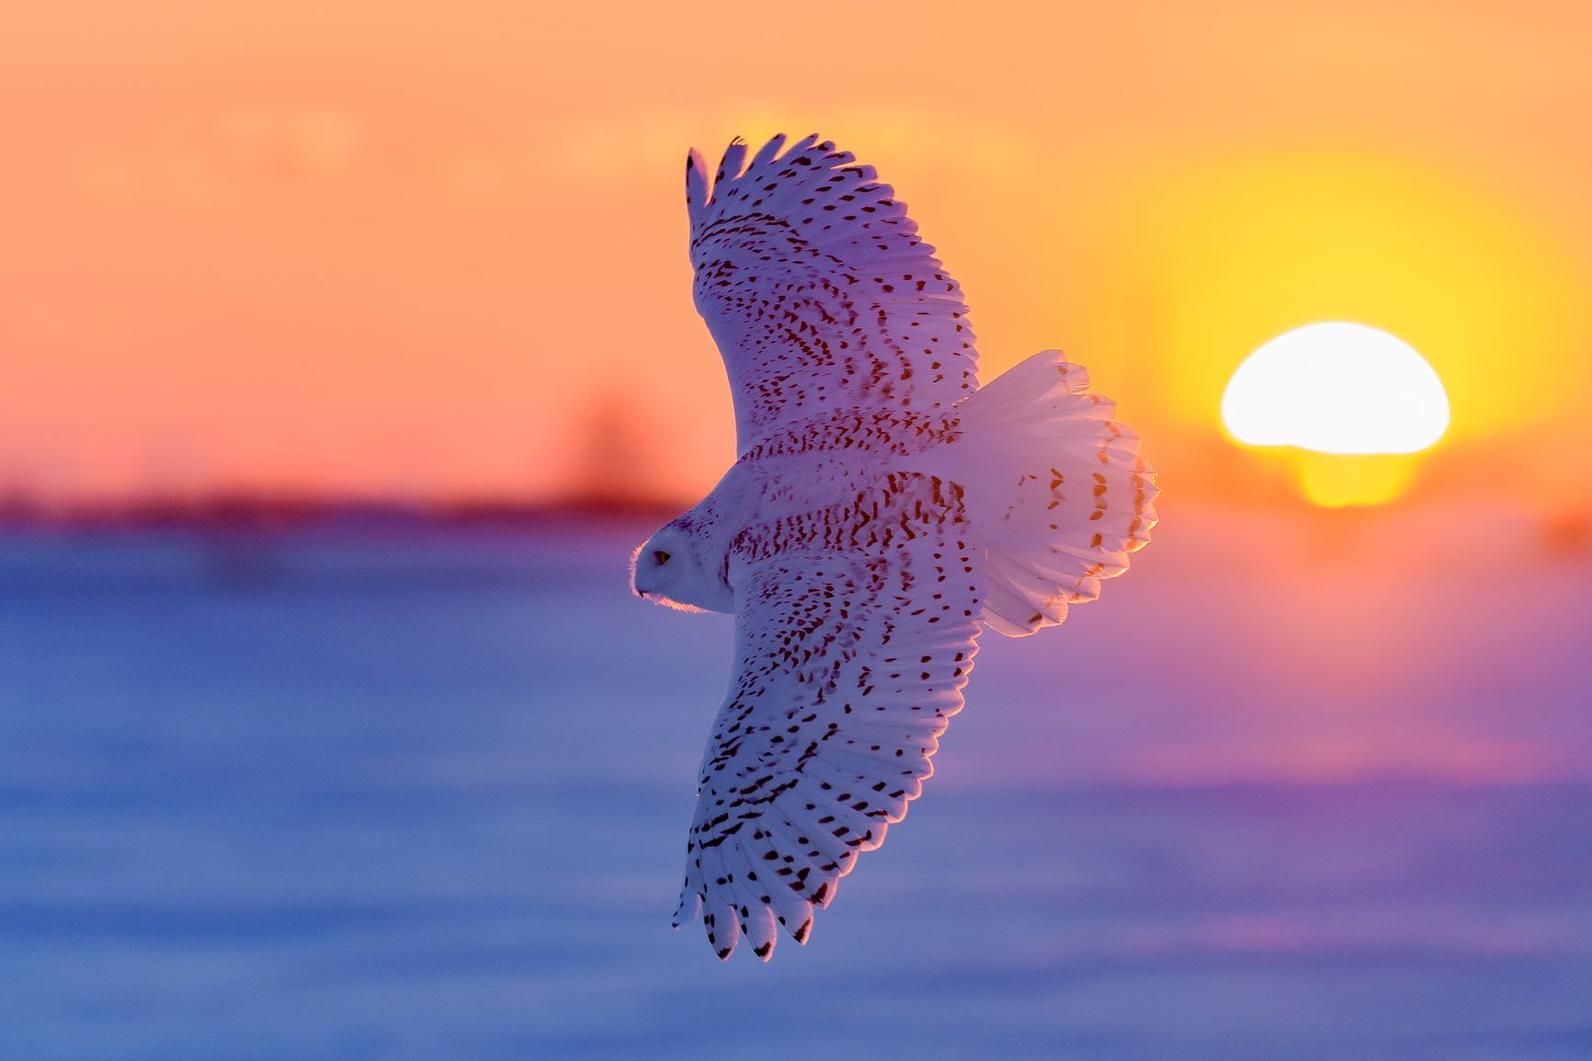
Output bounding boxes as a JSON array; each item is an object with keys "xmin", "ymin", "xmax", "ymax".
[{"xmin": 631, "ymin": 517, "xmax": 733, "ymax": 613}]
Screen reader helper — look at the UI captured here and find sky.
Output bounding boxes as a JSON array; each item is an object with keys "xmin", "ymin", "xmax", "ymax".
[{"xmin": 1, "ymin": 0, "xmax": 1589, "ymax": 508}]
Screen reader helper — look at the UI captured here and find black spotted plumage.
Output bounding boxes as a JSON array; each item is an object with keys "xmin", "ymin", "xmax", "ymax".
[
  {"xmin": 687, "ymin": 134, "xmax": 978, "ymax": 453},
  {"xmin": 673, "ymin": 474, "xmax": 980, "ymax": 961},
  {"xmin": 636, "ymin": 134, "xmax": 1158, "ymax": 962}
]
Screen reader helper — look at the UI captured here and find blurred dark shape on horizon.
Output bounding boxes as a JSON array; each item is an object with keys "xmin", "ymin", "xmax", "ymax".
[
  {"xmin": 0, "ymin": 389, "xmax": 687, "ymax": 533},
  {"xmin": 563, "ymin": 388, "xmax": 679, "ymax": 513},
  {"xmin": 0, "ymin": 488, "xmax": 686, "ymax": 533},
  {"xmin": 1540, "ymin": 506, "xmax": 1592, "ymax": 558}
]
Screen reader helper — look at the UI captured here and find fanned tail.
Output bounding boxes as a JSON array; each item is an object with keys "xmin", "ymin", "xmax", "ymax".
[{"xmin": 957, "ymin": 349, "xmax": 1158, "ymax": 637}]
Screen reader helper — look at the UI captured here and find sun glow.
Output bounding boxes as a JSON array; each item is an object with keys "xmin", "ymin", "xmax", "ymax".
[
  {"xmin": 1223, "ymin": 323, "xmax": 1450, "ymax": 454},
  {"xmin": 1222, "ymin": 323, "xmax": 1451, "ymax": 507}
]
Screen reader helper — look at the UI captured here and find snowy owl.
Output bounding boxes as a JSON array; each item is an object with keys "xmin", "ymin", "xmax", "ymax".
[{"xmin": 631, "ymin": 133, "xmax": 1157, "ymax": 960}]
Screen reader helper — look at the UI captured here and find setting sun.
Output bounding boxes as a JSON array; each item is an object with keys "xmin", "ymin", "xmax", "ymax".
[
  {"xmin": 1222, "ymin": 322, "xmax": 1450, "ymax": 454},
  {"xmin": 1222, "ymin": 322, "xmax": 1451, "ymax": 506}
]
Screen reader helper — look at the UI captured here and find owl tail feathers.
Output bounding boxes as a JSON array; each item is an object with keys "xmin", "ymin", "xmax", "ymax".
[{"xmin": 957, "ymin": 349, "xmax": 1158, "ymax": 638}]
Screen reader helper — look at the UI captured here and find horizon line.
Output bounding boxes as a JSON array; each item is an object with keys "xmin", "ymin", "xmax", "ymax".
[{"xmin": 0, "ymin": 488, "xmax": 690, "ymax": 530}]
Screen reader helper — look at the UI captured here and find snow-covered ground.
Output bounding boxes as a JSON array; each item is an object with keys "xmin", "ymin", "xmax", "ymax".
[{"xmin": 2, "ymin": 508, "xmax": 1589, "ymax": 1058}]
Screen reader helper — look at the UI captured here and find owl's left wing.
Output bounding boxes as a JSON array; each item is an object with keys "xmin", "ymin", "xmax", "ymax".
[
  {"xmin": 672, "ymin": 473, "xmax": 982, "ymax": 960},
  {"xmin": 686, "ymin": 134, "xmax": 980, "ymax": 453}
]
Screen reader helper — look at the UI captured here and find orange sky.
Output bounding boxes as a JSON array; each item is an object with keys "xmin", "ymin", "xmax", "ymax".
[{"xmin": 2, "ymin": 1, "xmax": 1589, "ymax": 505}]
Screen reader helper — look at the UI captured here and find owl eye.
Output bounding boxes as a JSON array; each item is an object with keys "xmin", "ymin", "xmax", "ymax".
[{"xmin": 653, "ymin": 550, "xmax": 672, "ymax": 566}]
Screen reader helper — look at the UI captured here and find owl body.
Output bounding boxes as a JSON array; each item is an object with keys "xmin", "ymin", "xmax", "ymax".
[
  {"xmin": 644, "ymin": 406, "xmax": 963, "ymax": 614},
  {"xmin": 628, "ymin": 134, "xmax": 1156, "ymax": 960}
]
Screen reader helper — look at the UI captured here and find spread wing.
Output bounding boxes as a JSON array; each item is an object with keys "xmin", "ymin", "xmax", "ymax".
[
  {"xmin": 672, "ymin": 473, "xmax": 981, "ymax": 960},
  {"xmin": 686, "ymin": 134, "xmax": 980, "ymax": 452}
]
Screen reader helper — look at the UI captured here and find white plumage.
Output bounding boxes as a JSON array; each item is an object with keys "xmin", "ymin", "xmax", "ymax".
[{"xmin": 631, "ymin": 134, "xmax": 1157, "ymax": 960}]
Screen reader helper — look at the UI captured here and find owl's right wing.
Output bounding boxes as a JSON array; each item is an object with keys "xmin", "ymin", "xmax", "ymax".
[
  {"xmin": 685, "ymin": 134, "xmax": 980, "ymax": 453},
  {"xmin": 672, "ymin": 472, "xmax": 982, "ymax": 960}
]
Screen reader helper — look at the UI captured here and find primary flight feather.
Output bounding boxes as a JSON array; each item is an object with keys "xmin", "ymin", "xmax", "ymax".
[{"xmin": 631, "ymin": 133, "xmax": 1158, "ymax": 961}]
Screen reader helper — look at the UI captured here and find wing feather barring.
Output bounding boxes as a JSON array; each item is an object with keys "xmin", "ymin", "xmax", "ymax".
[{"xmin": 630, "ymin": 133, "xmax": 1157, "ymax": 960}]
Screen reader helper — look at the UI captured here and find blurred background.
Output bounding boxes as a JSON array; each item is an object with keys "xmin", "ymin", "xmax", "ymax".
[{"xmin": 2, "ymin": 1, "xmax": 1589, "ymax": 1057}]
